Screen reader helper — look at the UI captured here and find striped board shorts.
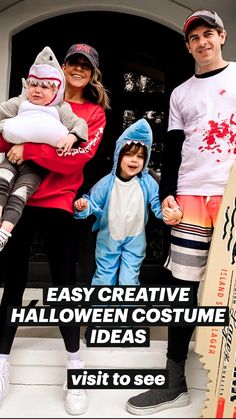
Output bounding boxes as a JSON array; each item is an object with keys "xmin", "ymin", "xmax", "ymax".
[{"xmin": 165, "ymin": 195, "xmax": 222, "ymax": 282}]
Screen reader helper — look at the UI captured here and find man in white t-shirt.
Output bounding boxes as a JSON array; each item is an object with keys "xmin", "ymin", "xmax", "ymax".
[{"xmin": 126, "ymin": 9, "xmax": 236, "ymax": 415}]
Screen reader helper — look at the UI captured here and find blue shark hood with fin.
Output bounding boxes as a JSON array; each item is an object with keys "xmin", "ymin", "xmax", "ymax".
[{"xmin": 112, "ymin": 118, "xmax": 153, "ymax": 175}]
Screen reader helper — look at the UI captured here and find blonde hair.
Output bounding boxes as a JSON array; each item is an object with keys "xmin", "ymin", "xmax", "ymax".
[{"xmin": 84, "ymin": 67, "xmax": 111, "ymax": 110}]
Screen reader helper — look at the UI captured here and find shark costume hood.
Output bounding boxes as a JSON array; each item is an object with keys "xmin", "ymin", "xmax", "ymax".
[
  {"xmin": 112, "ymin": 118, "xmax": 153, "ymax": 175},
  {"xmin": 27, "ymin": 46, "xmax": 65, "ymax": 106}
]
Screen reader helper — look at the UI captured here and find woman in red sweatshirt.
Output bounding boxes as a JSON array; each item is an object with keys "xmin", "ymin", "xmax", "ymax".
[{"xmin": 0, "ymin": 43, "xmax": 110, "ymax": 415}]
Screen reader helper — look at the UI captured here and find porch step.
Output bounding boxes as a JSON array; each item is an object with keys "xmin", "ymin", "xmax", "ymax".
[
  {"xmin": 9, "ymin": 337, "xmax": 208, "ymax": 390},
  {"xmin": 0, "ymin": 337, "xmax": 208, "ymax": 418}
]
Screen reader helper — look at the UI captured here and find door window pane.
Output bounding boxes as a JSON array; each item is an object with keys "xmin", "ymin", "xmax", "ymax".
[{"xmin": 124, "ymin": 71, "xmax": 164, "ymax": 93}]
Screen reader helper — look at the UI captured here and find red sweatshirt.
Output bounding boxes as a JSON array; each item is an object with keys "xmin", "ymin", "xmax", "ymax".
[{"xmin": 0, "ymin": 101, "xmax": 106, "ymax": 213}]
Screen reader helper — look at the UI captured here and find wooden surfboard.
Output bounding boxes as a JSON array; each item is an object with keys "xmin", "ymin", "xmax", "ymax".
[{"xmin": 195, "ymin": 162, "xmax": 236, "ymax": 418}]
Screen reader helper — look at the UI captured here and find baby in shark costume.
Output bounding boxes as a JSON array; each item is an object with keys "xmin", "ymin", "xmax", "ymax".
[{"xmin": 0, "ymin": 46, "xmax": 88, "ymax": 251}]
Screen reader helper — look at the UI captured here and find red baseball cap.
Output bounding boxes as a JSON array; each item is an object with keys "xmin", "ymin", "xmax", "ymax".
[{"xmin": 183, "ymin": 10, "xmax": 224, "ymax": 36}]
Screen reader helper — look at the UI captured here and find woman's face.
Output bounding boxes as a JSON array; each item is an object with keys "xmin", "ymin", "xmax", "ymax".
[{"xmin": 62, "ymin": 54, "xmax": 93, "ymax": 90}]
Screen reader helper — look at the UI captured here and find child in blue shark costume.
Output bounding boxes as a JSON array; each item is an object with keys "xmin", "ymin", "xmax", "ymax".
[{"xmin": 74, "ymin": 118, "xmax": 181, "ymax": 285}]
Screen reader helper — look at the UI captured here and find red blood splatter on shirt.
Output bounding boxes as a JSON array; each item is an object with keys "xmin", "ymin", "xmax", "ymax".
[
  {"xmin": 219, "ymin": 89, "xmax": 226, "ymax": 96},
  {"xmin": 198, "ymin": 114, "xmax": 236, "ymax": 160}
]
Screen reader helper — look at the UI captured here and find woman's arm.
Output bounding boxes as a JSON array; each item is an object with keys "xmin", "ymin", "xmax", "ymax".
[{"xmin": 0, "ymin": 135, "xmax": 12, "ymax": 153}]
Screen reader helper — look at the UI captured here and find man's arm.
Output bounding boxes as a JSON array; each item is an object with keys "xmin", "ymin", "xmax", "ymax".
[{"xmin": 159, "ymin": 129, "xmax": 185, "ymax": 202}]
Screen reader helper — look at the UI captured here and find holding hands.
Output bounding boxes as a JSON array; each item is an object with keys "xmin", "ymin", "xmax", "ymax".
[{"xmin": 162, "ymin": 195, "xmax": 182, "ymax": 225}]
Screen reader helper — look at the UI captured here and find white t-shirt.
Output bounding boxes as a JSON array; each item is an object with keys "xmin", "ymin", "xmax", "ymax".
[{"xmin": 168, "ymin": 62, "xmax": 236, "ymax": 195}]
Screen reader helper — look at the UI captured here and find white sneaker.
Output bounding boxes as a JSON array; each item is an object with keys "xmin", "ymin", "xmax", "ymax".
[
  {"xmin": 63, "ymin": 384, "xmax": 88, "ymax": 415},
  {"xmin": 0, "ymin": 359, "xmax": 9, "ymax": 402},
  {"xmin": 63, "ymin": 359, "xmax": 88, "ymax": 415}
]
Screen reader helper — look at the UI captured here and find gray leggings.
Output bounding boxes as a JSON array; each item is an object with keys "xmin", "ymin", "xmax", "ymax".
[{"xmin": 0, "ymin": 158, "xmax": 43, "ymax": 226}]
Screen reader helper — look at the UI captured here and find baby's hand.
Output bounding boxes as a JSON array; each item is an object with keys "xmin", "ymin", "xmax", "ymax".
[
  {"xmin": 74, "ymin": 198, "xmax": 88, "ymax": 211},
  {"xmin": 57, "ymin": 134, "xmax": 77, "ymax": 154},
  {"xmin": 162, "ymin": 206, "xmax": 182, "ymax": 225}
]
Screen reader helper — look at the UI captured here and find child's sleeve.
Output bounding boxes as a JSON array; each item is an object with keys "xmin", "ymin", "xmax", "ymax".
[
  {"xmin": 0, "ymin": 96, "xmax": 20, "ymax": 120},
  {"xmin": 58, "ymin": 102, "xmax": 88, "ymax": 143},
  {"xmin": 74, "ymin": 175, "xmax": 111, "ymax": 227}
]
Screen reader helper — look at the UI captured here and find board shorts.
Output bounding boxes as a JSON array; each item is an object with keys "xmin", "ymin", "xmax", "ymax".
[{"xmin": 165, "ymin": 195, "xmax": 222, "ymax": 282}]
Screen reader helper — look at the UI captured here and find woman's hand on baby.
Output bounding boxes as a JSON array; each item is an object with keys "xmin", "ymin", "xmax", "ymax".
[
  {"xmin": 7, "ymin": 144, "xmax": 24, "ymax": 165},
  {"xmin": 74, "ymin": 198, "xmax": 88, "ymax": 211}
]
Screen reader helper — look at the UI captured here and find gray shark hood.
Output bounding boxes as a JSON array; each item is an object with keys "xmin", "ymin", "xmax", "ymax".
[{"xmin": 27, "ymin": 46, "xmax": 65, "ymax": 106}]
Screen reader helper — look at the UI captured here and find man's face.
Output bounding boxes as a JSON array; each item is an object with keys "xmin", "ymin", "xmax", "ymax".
[{"xmin": 186, "ymin": 25, "xmax": 226, "ymax": 71}]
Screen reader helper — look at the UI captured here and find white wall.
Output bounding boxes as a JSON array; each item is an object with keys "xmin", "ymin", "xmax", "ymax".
[{"xmin": 0, "ymin": 0, "xmax": 235, "ymax": 101}]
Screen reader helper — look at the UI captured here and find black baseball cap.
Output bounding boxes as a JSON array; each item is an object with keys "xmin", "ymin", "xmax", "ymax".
[
  {"xmin": 183, "ymin": 10, "xmax": 224, "ymax": 38},
  {"xmin": 64, "ymin": 43, "xmax": 99, "ymax": 68}
]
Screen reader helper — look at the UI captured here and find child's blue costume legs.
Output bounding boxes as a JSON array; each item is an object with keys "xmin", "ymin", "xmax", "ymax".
[
  {"xmin": 118, "ymin": 234, "xmax": 146, "ymax": 285},
  {"xmin": 92, "ymin": 232, "xmax": 146, "ymax": 286},
  {"xmin": 91, "ymin": 231, "xmax": 121, "ymax": 286}
]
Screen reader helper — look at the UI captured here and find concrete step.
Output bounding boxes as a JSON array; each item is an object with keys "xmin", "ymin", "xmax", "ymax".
[
  {"xmin": 9, "ymin": 337, "xmax": 208, "ymax": 391},
  {"xmin": 0, "ymin": 337, "xmax": 208, "ymax": 418},
  {"xmin": 0, "ymin": 385, "xmax": 205, "ymax": 418}
]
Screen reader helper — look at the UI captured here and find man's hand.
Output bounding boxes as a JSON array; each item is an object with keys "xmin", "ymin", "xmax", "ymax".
[{"xmin": 7, "ymin": 144, "xmax": 24, "ymax": 165}]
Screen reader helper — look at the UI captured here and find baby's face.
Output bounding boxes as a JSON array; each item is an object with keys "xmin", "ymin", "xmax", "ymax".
[{"xmin": 27, "ymin": 82, "xmax": 56, "ymax": 106}]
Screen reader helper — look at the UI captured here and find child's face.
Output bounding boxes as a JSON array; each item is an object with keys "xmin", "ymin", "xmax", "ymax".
[
  {"xmin": 27, "ymin": 83, "xmax": 56, "ymax": 106},
  {"xmin": 120, "ymin": 145, "xmax": 145, "ymax": 180}
]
